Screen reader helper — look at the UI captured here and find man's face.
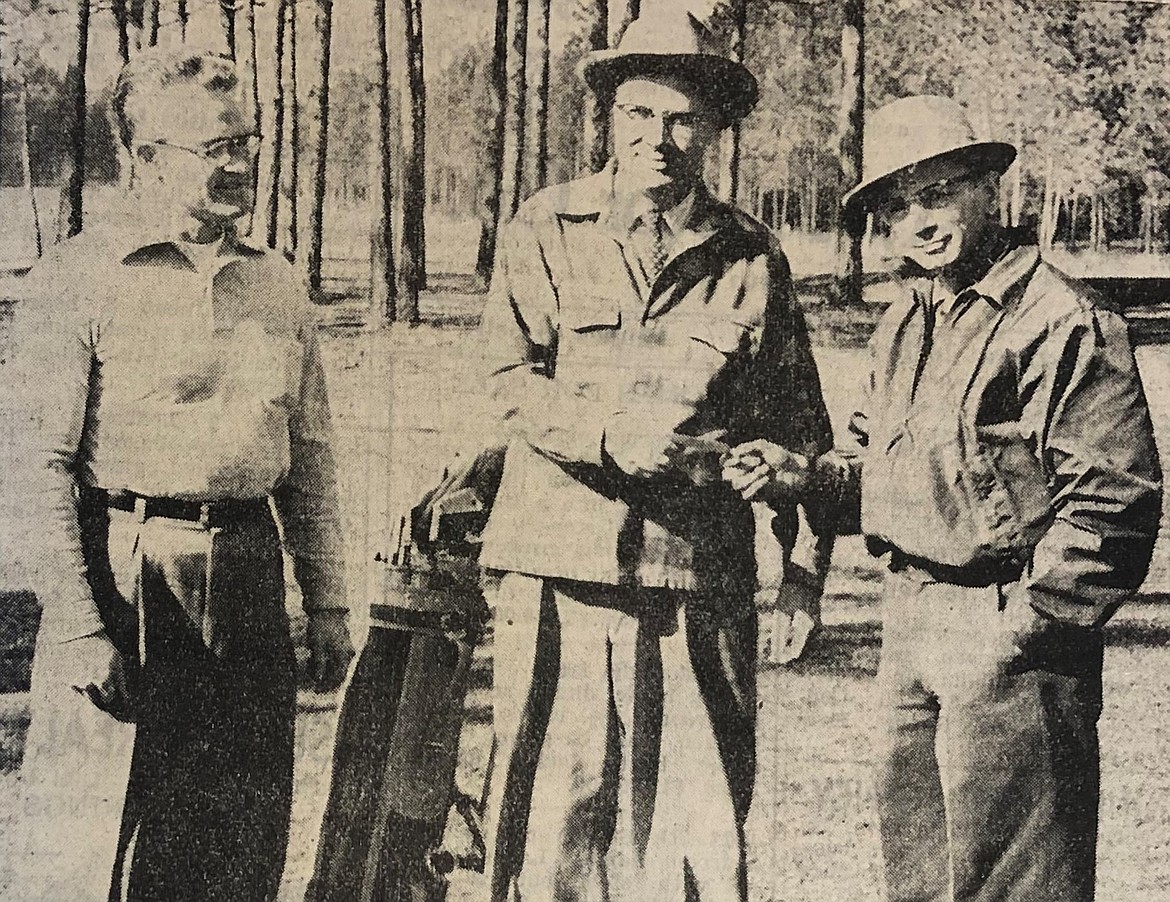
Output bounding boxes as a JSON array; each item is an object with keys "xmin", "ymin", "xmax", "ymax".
[
  {"xmin": 611, "ymin": 76, "xmax": 720, "ymax": 195},
  {"xmin": 133, "ymin": 84, "xmax": 256, "ymax": 229},
  {"xmin": 874, "ymin": 157, "xmax": 997, "ymax": 273}
]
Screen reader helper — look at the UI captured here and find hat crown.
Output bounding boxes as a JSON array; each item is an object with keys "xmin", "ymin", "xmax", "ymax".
[
  {"xmin": 865, "ymin": 95, "xmax": 983, "ymax": 185},
  {"xmin": 614, "ymin": 11, "xmax": 727, "ymax": 59}
]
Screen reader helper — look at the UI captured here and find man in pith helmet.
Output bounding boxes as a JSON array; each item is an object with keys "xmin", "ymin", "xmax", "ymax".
[
  {"xmin": 723, "ymin": 94, "xmax": 1162, "ymax": 901},
  {"xmin": 478, "ymin": 8, "xmax": 835, "ymax": 900}
]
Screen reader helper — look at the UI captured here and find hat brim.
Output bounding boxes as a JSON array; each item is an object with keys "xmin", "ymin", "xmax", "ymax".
[
  {"xmin": 841, "ymin": 141, "xmax": 1017, "ymax": 218},
  {"xmin": 580, "ymin": 51, "xmax": 759, "ymax": 123}
]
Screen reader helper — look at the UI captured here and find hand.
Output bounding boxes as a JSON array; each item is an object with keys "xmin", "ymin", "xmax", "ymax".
[
  {"xmin": 604, "ymin": 411, "xmax": 683, "ymax": 478},
  {"xmin": 664, "ymin": 430, "xmax": 729, "ymax": 486},
  {"xmin": 64, "ymin": 631, "xmax": 136, "ymax": 723},
  {"xmin": 996, "ymin": 586, "xmax": 1049, "ymax": 659},
  {"xmin": 722, "ymin": 439, "xmax": 812, "ymax": 503},
  {"xmin": 306, "ymin": 610, "xmax": 355, "ymax": 692},
  {"xmin": 764, "ymin": 575, "xmax": 823, "ymax": 665}
]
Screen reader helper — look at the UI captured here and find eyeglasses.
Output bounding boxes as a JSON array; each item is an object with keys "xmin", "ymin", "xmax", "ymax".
[
  {"xmin": 876, "ymin": 172, "xmax": 982, "ymax": 222},
  {"xmin": 615, "ymin": 103, "xmax": 713, "ymax": 135},
  {"xmin": 147, "ymin": 133, "xmax": 260, "ymax": 162}
]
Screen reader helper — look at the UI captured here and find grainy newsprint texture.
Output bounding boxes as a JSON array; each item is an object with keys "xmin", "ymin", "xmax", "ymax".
[{"xmin": 3, "ymin": 1, "xmax": 1170, "ymax": 900}]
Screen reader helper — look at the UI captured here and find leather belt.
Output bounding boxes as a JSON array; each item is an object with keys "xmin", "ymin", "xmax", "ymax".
[
  {"xmin": 879, "ymin": 542, "xmax": 1024, "ymax": 588},
  {"xmin": 107, "ymin": 491, "xmax": 269, "ymax": 528}
]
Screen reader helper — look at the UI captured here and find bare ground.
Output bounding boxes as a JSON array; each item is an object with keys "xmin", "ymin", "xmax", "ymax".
[{"xmin": 5, "ymin": 309, "xmax": 1170, "ymax": 900}]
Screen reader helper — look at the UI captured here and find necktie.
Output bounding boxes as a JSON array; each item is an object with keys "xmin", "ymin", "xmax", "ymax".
[{"xmin": 648, "ymin": 211, "xmax": 669, "ymax": 282}]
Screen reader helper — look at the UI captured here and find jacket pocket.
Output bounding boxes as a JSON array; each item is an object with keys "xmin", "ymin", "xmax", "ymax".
[
  {"xmin": 562, "ymin": 293, "xmax": 622, "ymax": 333},
  {"xmin": 966, "ymin": 423, "xmax": 1054, "ymax": 558}
]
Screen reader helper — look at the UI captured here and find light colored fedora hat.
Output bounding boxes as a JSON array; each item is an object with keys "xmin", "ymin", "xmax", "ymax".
[
  {"xmin": 842, "ymin": 95, "xmax": 1016, "ymax": 216},
  {"xmin": 580, "ymin": 10, "xmax": 758, "ymax": 124}
]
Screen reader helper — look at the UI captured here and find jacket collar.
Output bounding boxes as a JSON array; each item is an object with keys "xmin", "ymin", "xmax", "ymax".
[{"xmin": 551, "ymin": 161, "xmax": 734, "ymax": 245}]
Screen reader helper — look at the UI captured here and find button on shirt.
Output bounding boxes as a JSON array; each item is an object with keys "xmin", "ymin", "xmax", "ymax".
[
  {"xmin": 478, "ymin": 164, "xmax": 835, "ymax": 597},
  {"xmin": 823, "ymin": 240, "xmax": 1162, "ymax": 628},
  {"xmin": 3, "ymin": 220, "xmax": 347, "ymax": 641}
]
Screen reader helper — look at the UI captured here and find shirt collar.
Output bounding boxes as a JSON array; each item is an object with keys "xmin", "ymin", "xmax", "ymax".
[
  {"xmin": 98, "ymin": 197, "xmax": 264, "ymax": 266},
  {"xmin": 117, "ymin": 226, "xmax": 266, "ymax": 268},
  {"xmin": 554, "ymin": 160, "xmax": 711, "ymax": 237},
  {"xmin": 948, "ymin": 242, "xmax": 1040, "ymax": 315}
]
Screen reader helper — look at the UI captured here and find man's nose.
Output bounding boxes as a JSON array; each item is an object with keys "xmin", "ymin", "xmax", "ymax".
[
  {"xmin": 908, "ymin": 207, "xmax": 937, "ymax": 238},
  {"xmin": 220, "ymin": 153, "xmax": 250, "ymax": 174}
]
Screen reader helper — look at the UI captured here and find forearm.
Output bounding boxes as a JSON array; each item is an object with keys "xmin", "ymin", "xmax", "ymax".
[
  {"xmin": 273, "ymin": 437, "xmax": 348, "ymax": 612},
  {"xmin": 806, "ymin": 450, "xmax": 863, "ymax": 537}
]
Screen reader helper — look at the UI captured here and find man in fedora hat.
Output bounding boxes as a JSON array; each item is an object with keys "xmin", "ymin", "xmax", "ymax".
[
  {"xmin": 722, "ymin": 94, "xmax": 1162, "ymax": 900},
  {"xmin": 477, "ymin": 8, "xmax": 835, "ymax": 900}
]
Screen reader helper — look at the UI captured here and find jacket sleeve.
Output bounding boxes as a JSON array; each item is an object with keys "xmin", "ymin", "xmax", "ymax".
[
  {"xmin": 736, "ymin": 246, "xmax": 838, "ymax": 588},
  {"xmin": 3, "ymin": 257, "xmax": 106, "ymax": 642},
  {"xmin": 479, "ymin": 208, "xmax": 614, "ymax": 466},
  {"xmin": 1023, "ymin": 307, "xmax": 1162, "ymax": 627},
  {"xmin": 271, "ymin": 322, "xmax": 348, "ymax": 613}
]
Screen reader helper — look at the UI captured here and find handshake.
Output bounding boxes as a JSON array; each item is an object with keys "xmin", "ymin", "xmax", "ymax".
[{"xmin": 604, "ymin": 412, "xmax": 812, "ymax": 499}]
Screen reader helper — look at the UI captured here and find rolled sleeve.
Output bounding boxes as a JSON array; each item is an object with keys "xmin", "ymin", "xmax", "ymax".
[
  {"xmin": 1024, "ymin": 310, "xmax": 1162, "ymax": 627},
  {"xmin": 742, "ymin": 247, "xmax": 838, "ymax": 589},
  {"xmin": 272, "ymin": 325, "xmax": 348, "ymax": 613}
]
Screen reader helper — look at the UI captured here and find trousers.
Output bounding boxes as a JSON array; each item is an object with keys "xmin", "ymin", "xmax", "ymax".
[
  {"xmin": 484, "ymin": 572, "xmax": 756, "ymax": 902},
  {"xmin": 876, "ymin": 566, "xmax": 1104, "ymax": 902},
  {"xmin": 18, "ymin": 503, "xmax": 296, "ymax": 902}
]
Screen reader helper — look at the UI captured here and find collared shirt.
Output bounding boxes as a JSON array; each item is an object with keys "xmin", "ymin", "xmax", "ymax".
[
  {"xmin": 2, "ymin": 215, "xmax": 347, "ymax": 641},
  {"xmin": 478, "ymin": 163, "xmax": 835, "ymax": 598},
  {"xmin": 616, "ymin": 189, "xmax": 697, "ymax": 292},
  {"xmin": 826, "ymin": 238, "xmax": 1162, "ymax": 628}
]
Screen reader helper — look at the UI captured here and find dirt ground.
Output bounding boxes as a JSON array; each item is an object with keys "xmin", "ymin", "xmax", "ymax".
[{"xmin": 5, "ymin": 314, "xmax": 1170, "ymax": 900}]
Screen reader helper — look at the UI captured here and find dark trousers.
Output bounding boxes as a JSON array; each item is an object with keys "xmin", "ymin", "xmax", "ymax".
[
  {"xmin": 117, "ymin": 509, "xmax": 297, "ymax": 902},
  {"xmin": 876, "ymin": 567, "xmax": 1104, "ymax": 902}
]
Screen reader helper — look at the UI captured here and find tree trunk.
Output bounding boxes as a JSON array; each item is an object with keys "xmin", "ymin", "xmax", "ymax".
[
  {"xmin": 129, "ymin": 0, "xmax": 145, "ymax": 50},
  {"xmin": 609, "ymin": 0, "xmax": 639, "ymax": 44},
  {"xmin": 780, "ymin": 172, "xmax": 790, "ymax": 230},
  {"xmin": 836, "ymin": 0, "xmax": 864, "ymax": 305},
  {"xmin": 288, "ymin": 0, "xmax": 301, "ymax": 253},
  {"xmin": 1009, "ymin": 144, "xmax": 1022, "ymax": 227},
  {"xmin": 719, "ymin": 0, "xmax": 748, "ymax": 203},
  {"xmin": 178, "ymin": 0, "xmax": 189, "ymax": 41},
  {"xmin": 500, "ymin": 0, "xmax": 529, "ymax": 223},
  {"xmin": 113, "ymin": 0, "xmax": 131, "ymax": 63},
  {"xmin": 68, "ymin": 0, "xmax": 91, "ymax": 237},
  {"xmin": 19, "ymin": 74, "xmax": 44, "ymax": 257},
  {"xmin": 372, "ymin": 0, "xmax": 398, "ymax": 322},
  {"xmin": 475, "ymin": 0, "xmax": 509, "ymax": 280},
  {"xmin": 149, "ymin": 0, "xmax": 160, "ymax": 45},
  {"xmin": 1040, "ymin": 153, "xmax": 1054, "ymax": 249},
  {"xmin": 244, "ymin": 0, "xmax": 261, "ymax": 235},
  {"xmin": 526, "ymin": 0, "xmax": 551, "ymax": 195},
  {"xmin": 221, "ymin": 0, "xmax": 237, "ymax": 60},
  {"xmin": 582, "ymin": 0, "xmax": 608, "ymax": 175},
  {"xmin": 307, "ymin": 0, "xmax": 333, "ymax": 296},
  {"xmin": 398, "ymin": 0, "xmax": 425, "ymax": 319},
  {"xmin": 266, "ymin": 0, "xmax": 289, "ymax": 249}
]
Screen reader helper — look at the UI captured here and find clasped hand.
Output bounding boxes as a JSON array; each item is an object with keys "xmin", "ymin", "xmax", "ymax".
[{"xmin": 721, "ymin": 439, "xmax": 812, "ymax": 503}]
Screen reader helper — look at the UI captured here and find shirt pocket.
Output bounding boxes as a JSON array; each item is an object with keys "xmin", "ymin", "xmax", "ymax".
[{"xmin": 556, "ymin": 292, "xmax": 624, "ymax": 402}]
